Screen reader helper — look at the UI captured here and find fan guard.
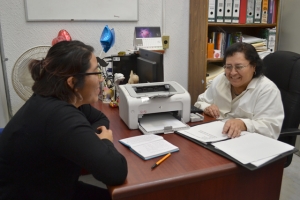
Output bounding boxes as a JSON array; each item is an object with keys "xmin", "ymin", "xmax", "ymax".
[{"xmin": 12, "ymin": 46, "xmax": 51, "ymax": 101}]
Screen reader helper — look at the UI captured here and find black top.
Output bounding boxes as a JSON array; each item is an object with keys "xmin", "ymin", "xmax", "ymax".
[{"xmin": 0, "ymin": 94, "xmax": 127, "ymax": 199}]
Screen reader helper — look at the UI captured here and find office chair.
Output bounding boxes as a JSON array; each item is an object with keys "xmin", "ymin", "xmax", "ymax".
[{"xmin": 263, "ymin": 51, "xmax": 300, "ymax": 167}]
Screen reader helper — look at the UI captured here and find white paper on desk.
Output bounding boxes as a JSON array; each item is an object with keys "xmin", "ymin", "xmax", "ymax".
[
  {"xmin": 119, "ymin": 134, "xmax": 179, "ymax": 160},
  {"xmin": 251, "ymin": 155, "xmax": 277, "ymax": 167},
  {"xmin": 119, "ymin": 134, "xmax": 161, "ymax": 147},
  {"xmin": 131, "ymin": 139, "xmax": 178, "ymax": 159},
  {"xmin": 212, "ymin": 133, "xmax": 294, "ymax": 164},
  {"xmin": 177, "ymin": 121, "xmax": 229, "ymax": 144},
  {"xmin": 139, "ymin": 113, "xmax": 189, "ymax": 133}
]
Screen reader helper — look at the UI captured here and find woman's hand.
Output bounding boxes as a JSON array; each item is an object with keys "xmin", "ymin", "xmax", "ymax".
[
  {"xmin": 222, "ymin": 119, "xmax": 247, "ymax": 138},
  {"xmin": 96, "ymin": 126, "xmax": 113, "ymax": 142},
  {"xmin": 204, "ymin": 104, "xmax": 220, "ymax": 118}
]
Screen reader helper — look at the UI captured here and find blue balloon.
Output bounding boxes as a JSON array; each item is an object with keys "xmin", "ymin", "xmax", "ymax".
[
  {"xmin": 100, "ymin": 25, "xmax": 115, "ymax": 53},
  {"xmin": 110, "ymin": 28, "xmax": 115, "ymax": 47}
]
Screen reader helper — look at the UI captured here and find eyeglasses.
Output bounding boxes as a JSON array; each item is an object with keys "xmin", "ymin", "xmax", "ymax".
[
  {"xmin": 223, "ymin": 64, "xmax": 250, "ymax": 71},
  {"xmin": 77, "ymin": 66, "xmax": 102, "ymax": 76},
  {"xmin": 78, "ymin": 71, "xmax": 102, "ymax": 76},
  {"xmin": 77, "ymin": 67, "xmax": 102, "ymax": 79}
]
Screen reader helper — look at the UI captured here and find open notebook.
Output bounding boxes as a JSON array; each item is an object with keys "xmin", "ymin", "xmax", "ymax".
[{"xmin": 119, "ymin": 134, "xmax": 179, "ymax": 160}]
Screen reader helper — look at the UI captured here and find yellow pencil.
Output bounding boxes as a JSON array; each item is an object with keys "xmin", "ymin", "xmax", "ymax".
[{"xmin": 151, "ymin": 153, "xmax": 171, "ymax": 170}]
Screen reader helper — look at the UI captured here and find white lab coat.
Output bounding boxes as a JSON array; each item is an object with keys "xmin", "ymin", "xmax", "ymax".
[{"xmin": 195, "ymin": 73, "xmax": 284, "ymax": 139}]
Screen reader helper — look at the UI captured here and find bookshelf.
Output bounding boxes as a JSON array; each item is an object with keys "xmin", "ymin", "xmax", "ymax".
[{"xmin": 188, "ymin": 0, "xmax": 280, "ymax": 103}]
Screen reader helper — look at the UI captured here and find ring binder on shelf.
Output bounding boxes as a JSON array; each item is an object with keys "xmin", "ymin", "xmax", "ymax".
[
  {"xmin": 254, "ymin": 0, "xmax": 262, "ymax": 23},
  {"xmin": 216, "ymin": 0, "xmax": 225, "ymax": 22},
  {"xmin": 224, "ymin": 0, "xmax": 233, "ymax": 23},
  {"xmin": 232, "ymin": 0, "xmax": 241, "ymax": 23},
  {"xmin": 208, "ymin": 0, "xmax": 216, "ymax": 22}
]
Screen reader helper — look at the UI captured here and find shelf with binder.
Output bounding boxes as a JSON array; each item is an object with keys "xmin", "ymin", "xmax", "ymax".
[
  {"xmin": 208, "ymin": 26, "xmax": 276, "ymax": 62},
  {"xmin": 208, "ymin": 23, "xmax": 277, "ymax": 27},
  {"xmin": 188, "ymin": 0, "xmax": 281, "ymax": 103}
]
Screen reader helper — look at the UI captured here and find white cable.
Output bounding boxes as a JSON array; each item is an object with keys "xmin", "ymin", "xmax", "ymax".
[
  {"xmin": 162, "ymin": 0, "xmax": 166, "ymax": 35},
  {"xmin": 99, "ymin": 49, "xmax": 103, "ymax": 58}
]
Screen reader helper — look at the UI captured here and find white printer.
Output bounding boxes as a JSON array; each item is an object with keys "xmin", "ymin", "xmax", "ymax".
[{"xmin": 118, "ymin": 81, "xmax": 191, "ymax": 131}]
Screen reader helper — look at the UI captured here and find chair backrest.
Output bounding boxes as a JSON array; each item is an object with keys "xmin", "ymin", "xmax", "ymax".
[
  {"xmin": 263, "ymin": 51, "xmax": 300, "ymax": 130},
  {"xmin": 263, "ymin": 51, "xmax": 300, "ymax": 167}
]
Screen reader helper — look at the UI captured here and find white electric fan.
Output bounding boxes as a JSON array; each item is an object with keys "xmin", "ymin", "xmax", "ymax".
[{"xmin": 12, "ymin": 46, "xmax": 51, "ymax": 101}]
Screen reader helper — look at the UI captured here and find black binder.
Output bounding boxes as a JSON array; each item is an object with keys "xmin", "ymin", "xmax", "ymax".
[{"xmin": 175, "ymin": 131, "xmax": 298, "ymax": 171}]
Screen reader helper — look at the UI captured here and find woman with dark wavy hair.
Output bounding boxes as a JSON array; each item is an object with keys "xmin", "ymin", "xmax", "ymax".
[
  {"xmin": 195, "ymin": 42, "xmax": 284, "ymax": 139},
  {"xmin": 0, "ymin": 40, "xmax": 127, "ymax": 200}
]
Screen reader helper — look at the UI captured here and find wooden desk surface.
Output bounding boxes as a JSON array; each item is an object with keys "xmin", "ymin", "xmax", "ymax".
[{"xmin": 92, "ymin": 101, "xmax": 285, "ymax": 200}]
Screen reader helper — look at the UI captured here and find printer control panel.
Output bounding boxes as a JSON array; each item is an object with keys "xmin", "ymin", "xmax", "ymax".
[{"xmin": 133, "ymin": 84, "xmax": 170, "ymax": 93}]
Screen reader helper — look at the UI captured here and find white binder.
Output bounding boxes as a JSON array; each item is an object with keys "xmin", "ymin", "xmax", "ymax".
[
  {"xmin": 224, "ymin": 0, "xmax": 233, "ymax": 23},
  {"xmin": 232, "ymin": 0, "xmax": 241, "ymax": 23},
  {"xmin": 216, "ymin": 0, "xmax": 225, "ymax": 22},
  {"xmin": 208, "ymin": 0, "xmax": 216, "ymax": 22},
  {"xmin": 254, "ymin": 0, "xmax": 262, "ymax": 23},
  {"xmin": 267, "ymin": 28, "xmax": 276, "ymax": 53},
  {"xmin": 246, "ymin": 0, "xmax": 255, "ymax": 23}
]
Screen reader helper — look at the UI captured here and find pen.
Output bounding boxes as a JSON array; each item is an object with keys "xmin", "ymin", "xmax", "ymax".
[{"xmin": 151, "ymin": 153, "xmax": 171, "ymax": 170}]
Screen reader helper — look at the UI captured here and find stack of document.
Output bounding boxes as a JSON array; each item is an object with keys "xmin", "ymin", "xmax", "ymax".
[
  {"xmin": 178, "ymin": 121, "xmax": 229, "ymax": 144},
  {"xmin": 242, "ymin": 34, "xmax": 266, "ymax": 44},
  {"xmin": 176, "ymin": 121, "xmax": 296, "ymax": 169},
  {"xmin": 206, "ymin": 64, "xmax": 224, "ymax": 88},
  {"xmin": 212, "ymin": 133, "xmax": 294, "ymax": 167},
  {"xmin": 242, "ymin": 34, "xmax": 268, "ymax": 52}
]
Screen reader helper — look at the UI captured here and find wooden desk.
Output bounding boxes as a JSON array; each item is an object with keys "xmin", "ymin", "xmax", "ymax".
[{"xmin": 92, "ymin": 102, "xmax": 285, "ymax": 200}]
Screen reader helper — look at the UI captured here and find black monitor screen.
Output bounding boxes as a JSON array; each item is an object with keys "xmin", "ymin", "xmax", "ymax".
[
  {"xmin": 138, "ymin": 48, "xmax": 164, "ymax": 82},
  {"xmin": 136, "ymin": 57, "xmax": 157, "ymax": 83}
]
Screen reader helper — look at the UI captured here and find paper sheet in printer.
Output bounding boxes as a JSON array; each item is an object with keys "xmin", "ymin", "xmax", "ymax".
[{"xmin": 139, "ymin": 112, "xmax": 189, "ymax": 134}]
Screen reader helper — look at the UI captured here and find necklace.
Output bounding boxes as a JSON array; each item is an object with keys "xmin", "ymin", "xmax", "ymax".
[{"xmin": 231, "ymin": 87, "xmax": 241, "ymax": 96}]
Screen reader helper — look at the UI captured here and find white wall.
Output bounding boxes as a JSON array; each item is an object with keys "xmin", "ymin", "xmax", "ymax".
[
  {"xmin": 0, "ymin": 18, "xmax": 10, "ymax": 126},
  {"xmin": 0, "ymin": 53, "xmax": 10, "ymax": 127},
  {"xmin": 278, "ymin": 0, "xmax": 300, "ymax": 53},
  {"xmin": 0, "ymin": 0, "xmax": 190, "ymax": 115}
]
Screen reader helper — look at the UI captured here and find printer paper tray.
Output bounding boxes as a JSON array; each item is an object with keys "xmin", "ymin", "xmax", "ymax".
[
  {"xmin": 138, "ymin": 125, "xmax": 190, "ymax": 135},
  {"xmin": 138, "ymin": 113, "xmax": 190, "ymax": 135}
]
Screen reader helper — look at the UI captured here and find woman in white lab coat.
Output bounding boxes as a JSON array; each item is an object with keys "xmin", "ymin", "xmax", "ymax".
[{"xmin": 194, "ymin": 42, "xmax": 284, "ymax": 139}]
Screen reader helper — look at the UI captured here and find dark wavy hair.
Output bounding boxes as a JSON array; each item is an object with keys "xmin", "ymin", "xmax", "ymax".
[
  {"xmin": 223, "ymin": 42, "xmax": 263, "ymax": 78},
  {"xmin": 29, "ymin": 40, "xmax": 94, "ymax": 103}
]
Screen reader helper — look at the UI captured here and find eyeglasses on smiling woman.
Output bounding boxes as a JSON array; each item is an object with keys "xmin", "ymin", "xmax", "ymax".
[{"xmin": 223, "ymin": 64, "xmax": 250, "ymax": 71}]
